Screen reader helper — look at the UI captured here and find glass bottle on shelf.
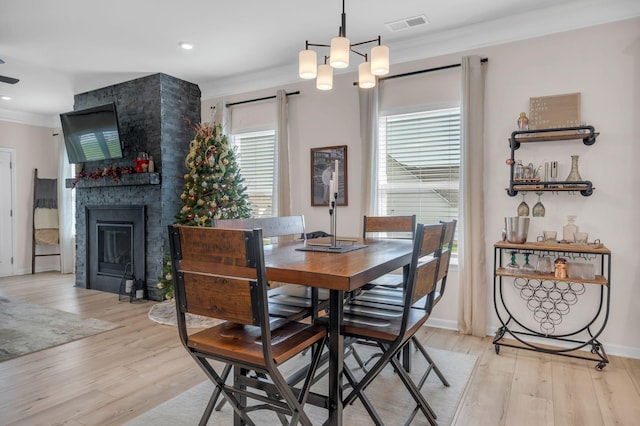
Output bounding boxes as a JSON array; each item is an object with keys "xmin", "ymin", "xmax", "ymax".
[
  {"xmin": 514, "ymin": 160, "xmax": 524, "ymax": 180},
  {"xmin": 566, "ymin": 155, "xmax": 582, "ymax": 182},
  {"xmin": 517, "ymin": 112, "xmax": 529, "ymax": 130},
  {"xmin": 563, "ymin": 215, "xmax": 578, "ymax": 242}
]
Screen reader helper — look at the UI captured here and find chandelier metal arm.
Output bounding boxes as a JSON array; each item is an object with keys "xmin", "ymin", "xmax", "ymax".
[{"xmin": 306, "ymin": 41, "xmax": 331, "ymax": 49}]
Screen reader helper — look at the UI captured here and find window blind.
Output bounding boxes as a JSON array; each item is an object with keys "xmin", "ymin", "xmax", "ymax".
[
  {"xmin": 378, "ymin": 107, "xmax": 460, "ymax": 244},
  {"xmin": 232, "ymin": 130, "xmax": 276, "ymax": 218}
]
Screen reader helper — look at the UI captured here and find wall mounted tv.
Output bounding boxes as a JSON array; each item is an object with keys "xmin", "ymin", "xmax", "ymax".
[{"xmin": 60, "ymin": 102, "xmax": 124, "ymax": 164}]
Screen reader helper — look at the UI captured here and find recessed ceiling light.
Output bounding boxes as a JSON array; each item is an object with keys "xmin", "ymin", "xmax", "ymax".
[
  {"xmin": 1, "ymin": 96, "xmax": 11, "ymax": 101},
  {"xmin": 179, "ymin": 41, "xmax": 194, "ymax": 50}
]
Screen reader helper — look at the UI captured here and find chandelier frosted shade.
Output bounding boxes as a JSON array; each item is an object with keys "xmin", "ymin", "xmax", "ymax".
[
  {"xmin": 370, "ymin": 45, "xmax": 389, "ymax": 76},
  {"xmin": 358, "ymin": 62, "xmax": 375, "ymax": 88},
  {"xmin": 299, "ymin": 50, "xmax": 317, "ymax": 79},
  {"xmin": 330, "ymin": 36, "xmax": 350, "ymax": 68},
  {"xmin": 316, "ymin": 64, "xmax": 333, "ymax": 90}
]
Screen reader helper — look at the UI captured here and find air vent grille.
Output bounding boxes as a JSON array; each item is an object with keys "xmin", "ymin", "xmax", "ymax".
[{"xmin": 385, "ymin": 15, "xmax": 429, "ymax": 32}]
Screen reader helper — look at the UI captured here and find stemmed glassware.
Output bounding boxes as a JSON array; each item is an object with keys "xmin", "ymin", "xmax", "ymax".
[
  {"xmin": 532, "ymin": 191, "xmax": 545, "ymax": 217},
  {"xmin": 517, "ymin": 193, "xmax": 530, "ymax": 217},
  {"xmin": 521, "ymin": 253, "xmax": 536, "ymax": 274},
  {"xmin": 506, "ymin": 251, "xmax": 520, "ymax": 273}
]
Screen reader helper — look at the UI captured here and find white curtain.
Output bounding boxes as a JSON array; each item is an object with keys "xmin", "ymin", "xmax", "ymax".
[
  {"xmin": 275, "ymin": 89, "xmax": 291, "ymax": 216},
  {"xmin": 358, "ymin": 84, "xmax": 379, "ymax": 218},
  {"xmin": 57, "ymin": 134, "xmax": 74, "ymax": 274},
  {"xmin": 212, "ymin": 100, "xmax": 232, "ymax": 136},
  {"xmin": 457, "ymin": 55, "xmax": 487, "ymax": 337}
]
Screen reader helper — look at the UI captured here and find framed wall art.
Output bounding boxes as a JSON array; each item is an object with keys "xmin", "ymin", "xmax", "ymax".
[{"xmin": 310, "ymin": 145, "xmax": 347, "ymax": 206}]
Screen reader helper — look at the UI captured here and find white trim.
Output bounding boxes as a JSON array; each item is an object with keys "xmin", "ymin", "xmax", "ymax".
[
  {"xmin": 379, "ymin": 101, "xmax": 460, "ymax": 118},
  {"xmin": 200, "ymin": 1, "xmax": 640, "ymax": 101},
  {"xmin": 0, "ymin": 108, "xmax": 59, "ymax": 128},
  {"xmin": 486, "ymin": 322, "xmax": 640, "ymax": 360},
  {"xmin": 0, "ymin": 148, "xmax": 17, "ymax": 277}
]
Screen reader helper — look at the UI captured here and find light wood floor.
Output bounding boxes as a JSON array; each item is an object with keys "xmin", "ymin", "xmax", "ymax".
[{"xmin": 1, "ymin": 272, "xmax": 639, "ymax": 425}]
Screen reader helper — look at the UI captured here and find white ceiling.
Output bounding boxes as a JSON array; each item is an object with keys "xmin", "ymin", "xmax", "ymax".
[{"xmin": 0, "ymin": 0, "xmax": 638, "ymax": 126}]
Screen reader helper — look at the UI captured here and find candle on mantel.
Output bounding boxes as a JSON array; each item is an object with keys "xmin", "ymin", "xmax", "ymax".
[
  {"xmin": 329, "ymin": 179, "xmax": 334, "ymax": 198},
  {"xmin": 335, "ymin": 160, "xmax": 339, "ymax": 194}
]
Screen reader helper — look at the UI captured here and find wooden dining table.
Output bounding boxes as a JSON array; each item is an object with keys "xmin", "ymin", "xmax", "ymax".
[{"xmin": 262, "ymin": 237, "xmax": 414, "ymax": 426}]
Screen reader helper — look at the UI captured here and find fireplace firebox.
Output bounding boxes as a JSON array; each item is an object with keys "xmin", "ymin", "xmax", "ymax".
[{"xmin": 86, "ymin": 205, "xmax": 145, "ymax": 294}]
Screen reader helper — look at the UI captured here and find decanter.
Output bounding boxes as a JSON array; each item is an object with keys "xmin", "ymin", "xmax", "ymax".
[{"xmin": 566, "ymin": 155, "xmax": 582, "ymax": 182}]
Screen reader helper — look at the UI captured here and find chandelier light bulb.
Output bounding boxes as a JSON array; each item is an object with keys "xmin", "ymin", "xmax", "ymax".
[
  {"xmin": 330, "ymin": 36, "xmax": 350, "ymax": 68},
  {"xmin": 370, "ymin": 45, "xmax": 389, "ymax": 76},
  {"xmin": 358, "ymin": 62, "xmax": 376, "ymax": 88},
  {"xmin": 316, "ymin": 64, "xmax": 333, "ymax": 90},
  {"xmin": 299, "ymin": 49, "xmax": 318, "ymax": 79}
]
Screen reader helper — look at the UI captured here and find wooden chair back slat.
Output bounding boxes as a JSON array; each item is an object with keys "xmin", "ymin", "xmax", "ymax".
[
  {"xmin": 436, "ymin": 220, "xmax": 457, "ymax": 283},
  {"xmin": 437, "ymin": 251, "xmax": 451, "ymax": 282},
  {"xmin": 409, "ymin": 223, "xmax": 444, "ymax": 307},
  {"xmin": 213, "ymin": 215, "xmax": 306, "ymax": 242},
  {"xmin": 363, "ymin": 215, "xmax": 416, "ymax": 239},
  {"xmin": 182, "ymin": 272, "xmax": 255, "ymax": 324}
]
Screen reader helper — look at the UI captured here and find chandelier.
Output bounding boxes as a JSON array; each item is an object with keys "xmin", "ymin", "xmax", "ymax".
[{"xmin": 298, "ymin": 0, "xmax": 389, "ymax": 90}]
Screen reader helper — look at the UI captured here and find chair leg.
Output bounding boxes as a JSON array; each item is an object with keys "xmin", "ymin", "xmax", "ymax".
[
  {"xmin": 411, "ymin": 336, "xmax": 450, "ymax": 387},
  {"xmin": 343, "ymin": 363, "xmax": 385, "ymax": 425},
  {"xmin": 193, "ymin": 357, "xmax": 255, "ymax": 425},
  {"xmin": 201, "ymin": 364, "xmax": 232, "ymax": 421},
  {"xmin": 388, "ymin": 355, "xmax": 438, "ymax": 426}
]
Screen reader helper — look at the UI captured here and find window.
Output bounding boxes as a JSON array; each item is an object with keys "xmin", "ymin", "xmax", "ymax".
[
  {"xmin": 232, "ymin": 130, "xmax": 276, "ymax": 218},
  {"xmin": 378, "ymin": 107, "xmax": 460, "ymax": 249}
]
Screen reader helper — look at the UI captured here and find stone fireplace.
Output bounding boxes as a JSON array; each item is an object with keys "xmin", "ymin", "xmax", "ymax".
[{"xmin": 67, "ymin": 73, "xmax": 201, "ymax": 300}]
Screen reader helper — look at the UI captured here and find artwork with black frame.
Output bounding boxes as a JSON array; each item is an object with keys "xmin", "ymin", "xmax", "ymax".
[{"xmin": 311, "ymin": 145, "xmax": 347, "ymax": 206}]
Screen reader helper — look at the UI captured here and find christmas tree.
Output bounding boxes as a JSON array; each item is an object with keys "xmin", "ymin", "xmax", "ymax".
[
  {"xmin": 158, "ymin": 122, "xmax": 251, "ymax": 300},
  {"xmin": 175, "ymin": 122, "xmax": 252, "ymax": 226}
]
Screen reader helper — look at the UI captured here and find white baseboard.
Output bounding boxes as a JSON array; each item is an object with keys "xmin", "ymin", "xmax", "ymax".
[
  {"xmin": 486, "ymin": 322, "xmax": 640, "ymax": 360},
  {"xmin": 422, "ymin": 319, "xmax": 640, "ymax": 360},
  {"xmin": 14, "ymin": 265, "xmax": 60, "ymax": 275}
]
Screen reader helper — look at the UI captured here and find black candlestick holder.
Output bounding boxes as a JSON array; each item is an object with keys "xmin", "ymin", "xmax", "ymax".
[{"xmin": 330, "ymin": 192, "xmax": 338, "ymax": 248}]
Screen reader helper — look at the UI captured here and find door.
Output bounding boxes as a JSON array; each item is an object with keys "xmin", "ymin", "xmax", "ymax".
[{"xmin": 0, "ymin": 149, "xmax": 15, "ymax": 276}]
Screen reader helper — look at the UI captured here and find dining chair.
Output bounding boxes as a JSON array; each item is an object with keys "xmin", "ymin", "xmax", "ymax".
[
  {"xmin": 212, "ymin": 215, "xmax": 330, "ymax": 321},
  {"xmin": 350, "ymin": 220, "xmax": 457, "ymax": 386},
  {"xmin": 337, "ymin": 222, "xmax": 445, "ymax": 425},
  {"xmin": 361, "ymin": 215, "xmax": 417, "ymax": 289},
  {"xmin": 168, "ymin": 225, "xmax": 327, "ymax": 426}
]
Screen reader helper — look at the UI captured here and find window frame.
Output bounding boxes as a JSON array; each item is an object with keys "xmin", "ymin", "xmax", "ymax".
[
  {"xmin": 231, "ymin": 129, "xmax": 277, "ymax": 218},
  {"xmin": 377, "ymin": 103, "xmax": 460, "ymax": 256}
]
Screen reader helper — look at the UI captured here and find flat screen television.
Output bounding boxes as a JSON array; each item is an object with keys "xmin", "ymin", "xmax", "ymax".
[{"xmin": 60, "ymin": 102, "xmax": 124, "ymax": 163}]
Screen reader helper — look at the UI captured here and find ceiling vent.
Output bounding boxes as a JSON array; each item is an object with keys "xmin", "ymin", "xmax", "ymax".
[{"xmin": 385, "ymin": 15, "xmax": 429, "ymax": 32}]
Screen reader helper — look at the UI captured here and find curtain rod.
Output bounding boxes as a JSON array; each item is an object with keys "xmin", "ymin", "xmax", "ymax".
[
  {"xmin": 224, "ymin": 91, "xmax": 301, "ymax": 108},
  {"xmin": 380, "ymin": 57, "xmax": 488, "ymax": 82}
]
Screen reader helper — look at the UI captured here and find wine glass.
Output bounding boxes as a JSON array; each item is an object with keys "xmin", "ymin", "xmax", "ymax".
[
  {"xmin": 517, "ymin": 193, "xmax": 530, "ymax": 217},
  {"xmin": 521, "ymin": 253, "xmax": 536, "ymax": 274},
  {"xmin": 506, "ymin": 251, "xmax": 520, "ymax": 273},
  {"xmin": 532, "ymin": 191, "xmax": 545, "ymax": 217}
]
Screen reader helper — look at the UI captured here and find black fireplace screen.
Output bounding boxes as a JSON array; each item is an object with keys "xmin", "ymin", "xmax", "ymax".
[
  {"xmin": 97, "ymin": 223, "xmax": 133, "ymax": 277},
  {"xmin": 86, "ymin": 205, "xmax": 145, "ymax": 294}
]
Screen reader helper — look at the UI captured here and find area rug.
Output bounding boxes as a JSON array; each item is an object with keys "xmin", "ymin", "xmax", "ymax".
[
  {"xmin": 126, "ymin": 346, "xmax": 477, "ymax": 425},
  {"xmin": 148, "ymin": 301, "xmax": 219, "ymax": 328},
  {"xmin": 0, "ymin": 296, "xmax": 120, "ymax": 362}
]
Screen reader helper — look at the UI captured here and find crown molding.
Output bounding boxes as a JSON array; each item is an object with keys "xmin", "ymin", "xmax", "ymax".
[
  {"xmin": 202, "ymin": 0, "xmax": 640, "ymax": 100},
  {"xmin": 0, "ymin": 108, "xmax": 59, "ymax": 128}
]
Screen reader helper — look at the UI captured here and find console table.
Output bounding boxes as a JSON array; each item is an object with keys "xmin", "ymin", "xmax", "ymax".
[{"xmin": 492, "ymin": 240, "xmax": 611, "ymax": 370}]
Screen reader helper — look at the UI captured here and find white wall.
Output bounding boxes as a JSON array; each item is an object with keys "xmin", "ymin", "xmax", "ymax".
[
  {"xmin": 0, "ymin": 120, "xmax": 59, "ymax": 274},
  {"xmin": 204, "ymin": 17, "xmax": 640, "ymax": 358}
]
